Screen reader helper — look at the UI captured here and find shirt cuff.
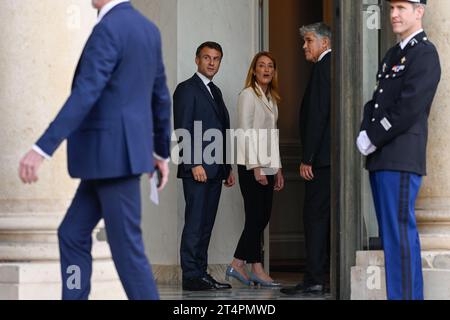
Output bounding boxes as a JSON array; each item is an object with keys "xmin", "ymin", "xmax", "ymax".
[
  {"xmin": 153, "ymin": 152, "xmax": 170, "ymax": 163},
  {"xmin": 32, "ymin": 145, "xmax": 51, "ymax": 160}
]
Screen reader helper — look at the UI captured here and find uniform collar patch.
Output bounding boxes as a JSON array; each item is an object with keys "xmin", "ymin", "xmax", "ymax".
[{"xmin": 409, "ymin": 38, "xmax": 419, "ymax": 47}]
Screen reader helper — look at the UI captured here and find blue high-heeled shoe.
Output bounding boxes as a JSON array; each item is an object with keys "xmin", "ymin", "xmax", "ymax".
[
  {"xmin": 248, "ymin": 272, "xmax": 281, "ymax": 288},
  {"xmin": 225, "ymin": 266, "xmax": 252, "ymax": 286}
]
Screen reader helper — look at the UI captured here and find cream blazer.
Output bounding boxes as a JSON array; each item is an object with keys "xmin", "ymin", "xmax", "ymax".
[{"xmin": 236, "ymin": 84, "xmax": 282, "ymax": 171}]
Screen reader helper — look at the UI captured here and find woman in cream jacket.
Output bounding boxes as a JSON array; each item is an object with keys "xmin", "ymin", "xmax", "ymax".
[{"xmin": 226, "ymin": 52, "xmax": 284, "ymax": 287}]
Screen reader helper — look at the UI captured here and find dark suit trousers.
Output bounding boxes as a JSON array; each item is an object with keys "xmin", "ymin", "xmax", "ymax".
[
  {"xmin": 58, "ymin": 176, "xmax": 159, "ymax": 300},
  {"xmin": 234, "ymin": 165, "xmax": 274, "ymax": 263},
  {"xmin": 303, "ymin": 166, "xmax": 331, "ymax": 286},
  {"xmin": 180, "ymin": 178, "xmax": 223, "ymax": 280}
]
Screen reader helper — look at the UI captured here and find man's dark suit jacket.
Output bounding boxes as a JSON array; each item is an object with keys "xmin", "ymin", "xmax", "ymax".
[
  {"xmin": 299, "ymin": 52, "xmax": 331, "ymax": 168},
  {"xmin": 35, "ymin": 2, "xmax": 171, "ymax": 180},
  {"xmin": 173, "ymin": 74, "xmax": 231, "ymax": 180}
]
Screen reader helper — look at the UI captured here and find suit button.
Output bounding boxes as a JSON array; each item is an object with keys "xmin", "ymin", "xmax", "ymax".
[
  {"xmin": 375, "ymin": 104, "xmax": 379, "ymax": 109},
  {"xmin": 372, "ymin": 118, "xmax": 376, "ymax": 122},
  {"xmin": 379, "ymin": 89, "xmax": 384, "ymax": 93}
]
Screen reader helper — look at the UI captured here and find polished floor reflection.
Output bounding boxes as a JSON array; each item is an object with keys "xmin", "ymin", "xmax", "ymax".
[{"xmin": 158, "ymin": 272, "xmax": 331, "ymax": 300}]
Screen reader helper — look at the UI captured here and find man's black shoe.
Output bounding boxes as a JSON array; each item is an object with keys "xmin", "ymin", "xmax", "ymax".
[
  {"xmin": 182, "ymin": 277, "xmax": 216, "ymax": 291},
  {"xmin": 280, "ymin": 283, "xmax": 305, "ymax": 295},
  {"xmin": 205, "ymin": 274, "xmax": 232, "ymax": 290},
  {"xmin": 281, "ymin": 283, "xmax": 325, "ymax": 296},
  {"xmin": 302, "ymin": 284, "xmax": 325, "ymax": 296}
]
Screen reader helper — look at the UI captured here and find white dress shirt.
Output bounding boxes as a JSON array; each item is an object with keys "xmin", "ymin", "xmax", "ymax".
[
  {"xmin": 196, "ymin": 72, "xmax": 214, "ymax": 98},
  {"xmin": 399, "ymin": 29, "xmax": 424, "ymax": 50},
  {"xmin": 318, "ymin": 49, "xmax": 332, "ymax": 62},
  {"xmin": 97, "ymin": 0, "xmax": 130, "ymax": 24},
  {"xmin": 33, "ymin": 145, "xmax": 51, "ymax": 160}
]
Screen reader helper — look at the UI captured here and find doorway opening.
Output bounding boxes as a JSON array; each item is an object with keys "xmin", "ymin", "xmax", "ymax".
[{"xmin": 264, "ymin": 0, "xmax": 333, "ymax": 287}]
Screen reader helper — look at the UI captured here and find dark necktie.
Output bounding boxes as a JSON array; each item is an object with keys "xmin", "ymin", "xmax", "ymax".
[
  {"xmin": 393, "ymin": 44, "xmax": 403, "ymax": 60},
  {"xmin": 385, "ymin": 44, "xmax": 402, "ymax": 70},
  {"xmin": 396, "ymin": 43, "xmax": 403, "ymax": 56},
  {"xmin": 208, "ymin": 82, "xmax": 226, "ymax": 121},
  {"xmin": 207, "ymin": 82, "xmax": 228, "ymax": 168}
]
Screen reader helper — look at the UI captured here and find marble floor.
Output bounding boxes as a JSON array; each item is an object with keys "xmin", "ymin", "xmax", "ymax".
[{"xmin": 158, "ymin": 272, "xmax": 331, "ymax": 300}]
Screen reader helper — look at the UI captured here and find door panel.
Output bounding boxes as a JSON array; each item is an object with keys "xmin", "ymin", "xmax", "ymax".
[{"xmin": 267, "ymin": 0, "xmax": 323, "ymax": 270}]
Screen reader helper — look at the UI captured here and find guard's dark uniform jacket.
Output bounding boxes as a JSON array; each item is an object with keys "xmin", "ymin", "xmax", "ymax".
[{"xmin": 361, "ymin": 31, "xmax": 441, "ymax": 176}]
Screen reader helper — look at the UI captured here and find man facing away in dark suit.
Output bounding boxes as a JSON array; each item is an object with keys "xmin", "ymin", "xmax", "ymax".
[
  {"xmin": 18, "ymin": 0, "xmax": 171, "ymax": 300},
  {"xmin": 357, "ymin": 0, "xmax": 440, "ymax": 300},
  {"xmin": 173, "ymin": 42, "xmax": 235, "ymax": 291},
  {"xmin": 281, "ymin": 22, "xmax": 332, "ymax": 297}
]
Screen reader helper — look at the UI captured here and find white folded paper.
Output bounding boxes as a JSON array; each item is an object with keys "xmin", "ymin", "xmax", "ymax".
[{"xmin": 149, "ymin": 174, "xmax": 159, "ymax": 205}]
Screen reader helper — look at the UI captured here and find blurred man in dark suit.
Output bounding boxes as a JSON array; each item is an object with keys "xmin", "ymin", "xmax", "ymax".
[{"xmin": 18, "ymin": 0, "xmax": 171, "ymax": 300}]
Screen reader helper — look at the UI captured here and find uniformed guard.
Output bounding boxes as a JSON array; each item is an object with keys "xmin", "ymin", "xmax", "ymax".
[{"xmin": 357, "ymin": 0, "xmax": 441, "ymax": 300}]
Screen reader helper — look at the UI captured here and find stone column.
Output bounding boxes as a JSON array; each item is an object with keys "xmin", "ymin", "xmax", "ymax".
[
  {"xmin": 0, "ymin": 0, "xmax": 124, "ymax": 299},
  {"xmin": 415, "ymin": 0, "xmax": 450, "ymax": 299}
]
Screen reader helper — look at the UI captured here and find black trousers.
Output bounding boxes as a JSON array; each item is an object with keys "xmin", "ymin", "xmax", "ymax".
[
  {"xmin": 303, "ymin": 166, "xmax": 331, "ymax": 286},
  {"xmin": 180, "ymin": 178, "xmax": 222, "ymax": 280},
  {"xmin": 234, "ymin": 165, "xmax": 274, "ymax": 263}
]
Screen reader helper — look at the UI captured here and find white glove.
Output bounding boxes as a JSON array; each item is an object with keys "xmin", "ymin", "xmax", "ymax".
[{"xmin": 356, "ymin": 131, "xmax": 377, "ymax": 156}]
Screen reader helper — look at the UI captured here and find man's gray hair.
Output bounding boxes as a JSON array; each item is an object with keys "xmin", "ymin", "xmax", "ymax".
[
  {"xmin": 413, "ymin": 3, "xmax": 425, "ymax": 10},
  {"xmin": 299, "ymin": 22, "xmax": 332, "ymax": 41}
]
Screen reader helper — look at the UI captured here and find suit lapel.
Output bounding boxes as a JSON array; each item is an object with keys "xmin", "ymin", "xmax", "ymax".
[
  {"xmin": 255, "ymin": 85, "xmax": 274, "ymax": 113},
  {"xmin": 193, "ymin": 74, "xmax": 225, "ymax": 121},
  {"xmin": 260, "ymin": 94, "xmax": 274, "ymax": 113}
]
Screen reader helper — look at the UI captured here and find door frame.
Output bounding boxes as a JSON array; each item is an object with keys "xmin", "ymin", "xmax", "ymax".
[
  {"xmin": 260, "ymin": 0, "xmax": 390, "ymax": 299},
  {"xmin": 258, "ymin": 0, "xmax": 272, "ymax": 272},
  {"xmin": 332, "ymin": 0, "xmax": 364, "ymax": 300},
  {"xmin": 332, "ymin": 0, "xmax": 396, "ymax": 299},
  {"xmin": 259, "ymin": 0, "xmax": 354, "ymax": 299}
]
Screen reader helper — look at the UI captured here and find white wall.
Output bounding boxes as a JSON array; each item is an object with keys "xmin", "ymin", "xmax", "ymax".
[
  {"xmin": 177, "ymin": 0, "xmax": 259, "ymax": 265},
  {"xmin": 135, "ymin": 0, "xmax": 260, "ymax": 267},
  {"xmin": 133, "ymin": 0, "xmax": 179, "ymax": 266}
]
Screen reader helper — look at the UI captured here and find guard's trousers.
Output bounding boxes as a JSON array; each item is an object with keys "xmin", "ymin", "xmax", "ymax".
[{"xmin": 370, "ymin": 171, "xmax": 423, "ymax": 300}]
